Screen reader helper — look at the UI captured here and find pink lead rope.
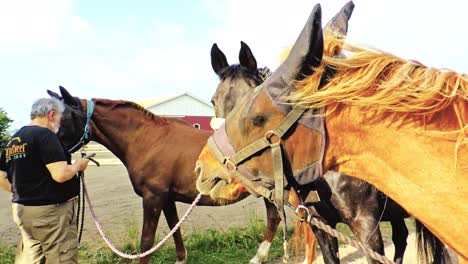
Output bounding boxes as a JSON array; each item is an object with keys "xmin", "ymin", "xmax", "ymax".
[{"xmin": 81, "ymin": 176, "xmax": 202, "ymax": 259}]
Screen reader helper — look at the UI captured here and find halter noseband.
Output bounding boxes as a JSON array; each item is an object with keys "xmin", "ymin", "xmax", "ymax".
[{"xmin": 68, "ymin": 99, "xmax": 95, "ymax": 153}]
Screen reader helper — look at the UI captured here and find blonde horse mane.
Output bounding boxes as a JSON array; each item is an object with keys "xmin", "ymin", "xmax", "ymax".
[
  {"xmin": 291, "ymin": 33, "xmax": 468, "ymax": 116},
  {"xmin": 289, "ymin": 32, "xmax": 467, "ymax": 166}
]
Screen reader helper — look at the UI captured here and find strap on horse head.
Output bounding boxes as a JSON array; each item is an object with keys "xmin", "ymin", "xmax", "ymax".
[{"xmin": 68, "ymin": 99, "xmax": 95, "ymax": 153}]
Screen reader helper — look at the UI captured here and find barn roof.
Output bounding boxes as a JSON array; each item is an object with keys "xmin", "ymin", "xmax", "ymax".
[{"xmin": 138, "ymin": 92, "xmax": 212, "ymax": 109}]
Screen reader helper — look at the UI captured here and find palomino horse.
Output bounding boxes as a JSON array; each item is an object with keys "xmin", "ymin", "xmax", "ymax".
[
  {"xmin": 196, "ymin": 3, "xmax": 464, "ymax": 264},
  {"xmin": 210, "ymin": 39, "xmax": 410, "ymax": 264},
  {"xmin": 47, "ymin": 86, "xmax": 278, "ymax": 264}
]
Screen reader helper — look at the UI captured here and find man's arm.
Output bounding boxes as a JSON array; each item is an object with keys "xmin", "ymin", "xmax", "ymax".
[
  {"xmin": 0, "ymin": 170, "xmax": 11, "ymax": 192},
  {"xmin": 46, "ymin": 158, "xmax": 89, "ymax": 183}
]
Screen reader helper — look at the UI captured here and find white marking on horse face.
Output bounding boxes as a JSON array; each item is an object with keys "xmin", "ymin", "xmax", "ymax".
[{"xmin": 249, "ymin": 241, "xmax": 271, "ymax": 264}]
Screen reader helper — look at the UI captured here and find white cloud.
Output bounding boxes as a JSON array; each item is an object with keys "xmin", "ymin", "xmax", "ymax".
[
  {"xmin": 0, "ymin": 0, "xmax": 73, "ymax": 53},
  {"xmin": 71, "ymin": 15, "xmax": 91, "ymax": 33},
  {"xmin": 152, "ymin": 21, "xmax": 186, "ymax": 41}
]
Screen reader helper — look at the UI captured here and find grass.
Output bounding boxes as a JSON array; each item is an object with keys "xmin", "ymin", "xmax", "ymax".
[
  {"xmin": 0, "ymin": 217, "xmax": 415, "ymax": 264},
  {"xmin": 0, "ymin": 216, "xmax": 291, "ymax": 264},
  {"xmin": 0, "ymin": 243, "xmax": 15, "ymax": 264}
]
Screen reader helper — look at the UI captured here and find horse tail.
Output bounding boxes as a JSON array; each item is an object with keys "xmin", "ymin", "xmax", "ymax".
[
  {"xmin": 416, "ymin": 220, "xmax": 453, "ymax": 264},
  {"xmin": 294, "ymin": 219, "xmax": 316, "ymax": 264}
]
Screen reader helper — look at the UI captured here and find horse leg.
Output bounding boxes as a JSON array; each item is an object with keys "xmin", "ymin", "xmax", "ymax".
[
  {"xmin": 163, "ymin": 199, "xmax": 187, "ymax": 264},
  {"xmin": 390, "ymin": 217, "xmax": 408, "ymax": 264},
  {"xmin": 314, "ymin": 225, "xmax": 340, "ymax": 264},
  {"xmin": 140, "ymin": 194, "xmax": 166, "ymax": 264},
  {"xmin": 350, "ymin": 215, "xmax": 385, "ymax": 264},
  {"xmin": 249, "ymin": 198, "xmax": 281, "ymax": 264}
]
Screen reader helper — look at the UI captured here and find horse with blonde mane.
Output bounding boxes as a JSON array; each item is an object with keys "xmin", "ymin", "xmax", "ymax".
[
  {"xmin": 196, "ymin": 2, "xmax": 466, "ymax": 263},
  {"xmin": 209, "ymin": 37, "xmax": 413, "ymax": 264}
]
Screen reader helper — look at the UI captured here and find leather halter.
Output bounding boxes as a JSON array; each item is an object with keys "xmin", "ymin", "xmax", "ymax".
[{"xmin": 208, "ymin": 103, "xmax": 307, "ymax": 204}]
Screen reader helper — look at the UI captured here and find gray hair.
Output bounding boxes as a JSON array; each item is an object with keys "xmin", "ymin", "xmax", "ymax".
[{"xmin": 30, "ymin": 98, "xmax": 65, "ymax": 120}]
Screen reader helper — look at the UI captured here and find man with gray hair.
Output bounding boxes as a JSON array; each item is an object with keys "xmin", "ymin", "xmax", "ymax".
[{"xmin": 0, "ymin": 97, "xmax": 89, "ymax": 263}]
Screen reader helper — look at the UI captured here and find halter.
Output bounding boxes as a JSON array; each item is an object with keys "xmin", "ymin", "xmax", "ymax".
[
  {"xmin": 68, "ymin": 99, "xmax": 95, "ymax": 153},
  {"xmin": 208, "ymin": 104, "xmax": 307, "ymax": 202}
]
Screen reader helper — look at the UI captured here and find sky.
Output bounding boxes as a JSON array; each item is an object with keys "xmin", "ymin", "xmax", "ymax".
[{"xmin": 0, "ymin": 0, "xmax": 467, "ymax": 130}]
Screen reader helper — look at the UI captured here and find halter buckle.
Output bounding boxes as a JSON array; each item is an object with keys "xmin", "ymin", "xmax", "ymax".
[
  {"xmin": 224, "ymin": 158, "xmax": 237, "ymax": 171},
  {"xmin": 295, "ymin": 205, "xmax": 310, "ymax": 222},
  {"xmin": 264, "ymin": 130, "xmax": 281, "ymax": 145}
]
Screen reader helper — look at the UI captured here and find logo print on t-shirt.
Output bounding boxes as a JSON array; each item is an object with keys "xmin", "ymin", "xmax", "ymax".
[{"xmin": 5, "ymin": 137, "xmax": 27, "ymax": 162}]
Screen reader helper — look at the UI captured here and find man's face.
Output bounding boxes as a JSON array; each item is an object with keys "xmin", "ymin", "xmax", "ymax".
[{"xmin": 48, "ymin": 110, "xmax": 62, "ymax": 134}]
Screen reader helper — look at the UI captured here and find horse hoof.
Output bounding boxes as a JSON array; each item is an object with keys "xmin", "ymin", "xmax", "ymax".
[
  {"xmin": 175, "ymin": 258, "xmax": 187, "ymax": 264},
  {"xmin": 249, "ymin": 241, "xmax": 271, "ymax": 264},
  {"xmin": 249, "ymin": 257, "xmax": 262, "ymax": 264}
]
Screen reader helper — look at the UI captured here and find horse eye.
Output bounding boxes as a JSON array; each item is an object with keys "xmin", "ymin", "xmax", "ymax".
[{"xmin": 252, "ymin": 115, "xmax": 266, "ymax": 127}]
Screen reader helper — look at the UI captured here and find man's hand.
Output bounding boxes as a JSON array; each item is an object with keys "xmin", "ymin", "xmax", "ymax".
[
  {"xmin": 74, "ymin": 158, "xmax": 89, "ymax": 172},
  {"xmin": 47, "ymin": 158, "xmax": 90, "ymax": 183}
]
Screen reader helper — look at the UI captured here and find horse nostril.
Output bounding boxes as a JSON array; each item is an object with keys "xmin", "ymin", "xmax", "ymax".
[{"xmin": 195, "ymin": 162, "xmax": 202, "ymax": 176}]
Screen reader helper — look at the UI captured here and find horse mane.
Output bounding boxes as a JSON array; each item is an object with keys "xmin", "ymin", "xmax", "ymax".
[
  {"xmin": 99, "ymin": 99, "xmax": 169, "ymax": 125},
  {"xmin": 218, "ymin": 64, "xmax": 271, "ymax": 84},
  {"xmin": 290, "ymin": 33, "xmax": 468, "ymax": 117}
]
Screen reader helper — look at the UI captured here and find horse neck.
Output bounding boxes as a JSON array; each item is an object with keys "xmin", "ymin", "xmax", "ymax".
[
  {"xmin": 324, "ymin": 103, "xmax": 468, "ymax": 257},
  {"xmin": 88, "ymin": 102, "xmax": 168, "ymax": 165},
  {"xmin": 324, "ymin": 103, "xmax": 466, "ymax": 185}
]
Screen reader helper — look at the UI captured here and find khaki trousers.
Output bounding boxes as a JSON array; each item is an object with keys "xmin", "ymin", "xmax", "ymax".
[{"xmin": 12, "ymin": 200, "xmax": 78, "ymax": 264}]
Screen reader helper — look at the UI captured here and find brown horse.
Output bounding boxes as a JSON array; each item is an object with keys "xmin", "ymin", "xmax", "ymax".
[
  {"xmin": 46, "ymin": 87, "xmax": 247, "ymax": 264},
  {"xmin": 196, "ymin": 3, "xmax": 464, "ymax": 264},
  {"xmin": 210, "ymin": 39, "xmax": 410, "ymax": 264},
  {"xmin": 47, "ymin": 86, "xmax": 294, "ymax": 264}
]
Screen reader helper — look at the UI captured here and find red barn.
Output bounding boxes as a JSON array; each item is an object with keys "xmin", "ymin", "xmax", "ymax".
[{"xmin": 139, "ymin": 92, "xmax": 214, "ymax": 131}]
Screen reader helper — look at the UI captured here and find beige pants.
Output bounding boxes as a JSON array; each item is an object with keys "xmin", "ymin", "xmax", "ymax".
[{"xmin": 12, "ymin": 200, "xmax": 78, "ymax": 264}]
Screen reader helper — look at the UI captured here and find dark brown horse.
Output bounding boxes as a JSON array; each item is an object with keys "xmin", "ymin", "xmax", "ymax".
[
  {"xmin": 47, "ymin": 86, "xmax": 288, "ymax": 264},
  {"xmin": 209, "ymin": 40, "xmax": 410, "ymax": 264}
]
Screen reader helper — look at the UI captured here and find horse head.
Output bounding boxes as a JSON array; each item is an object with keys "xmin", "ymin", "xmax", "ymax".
[
  {"xmin": 210, "ymin": 41, "xmax": 272, "ymax": 119},
  {"xmin": 47, "ymin": 86, "xmax": 89, "ymax": 152}
]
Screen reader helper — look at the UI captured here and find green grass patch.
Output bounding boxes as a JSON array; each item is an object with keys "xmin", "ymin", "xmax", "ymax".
[
  {"xmin": 1, "ymin": 217, "xmax": 288, "ymax": 264},
  {"xmin": 0, "ymin": 217, "xmax": 413, "ymax": 263},
  {"xmin": 0, "ymin": 243, "xmax": 15, "ymax": 264},
  {"xmin": 77, "ymin": 216, "xmax": 290, "ymax": 264}
]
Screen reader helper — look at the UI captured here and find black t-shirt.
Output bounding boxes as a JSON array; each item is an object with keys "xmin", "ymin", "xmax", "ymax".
[{"xmin": 0, "ymin": 126, "xmax": 79, "ymax": 205}]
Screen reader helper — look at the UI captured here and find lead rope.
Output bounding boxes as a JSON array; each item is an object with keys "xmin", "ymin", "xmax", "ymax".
[
  {"xmin": 80, "ymin": 168, "xmax": 202, "ymax": 259},
  {"xmin": 77, "ymin": 170, "xmax": 85, "ymax": 244},
  {"xmin": 76, "ymin": 151, "xmax": 90, "ymax": 245},
  {"xmin": 293, "ymin": 205, "xmax": 396, "ymax": 264}
]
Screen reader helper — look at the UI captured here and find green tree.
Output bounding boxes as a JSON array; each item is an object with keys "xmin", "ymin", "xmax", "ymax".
[{"xmin": 0, "ymin": 108, "xmax": 13, "ymax": 149}]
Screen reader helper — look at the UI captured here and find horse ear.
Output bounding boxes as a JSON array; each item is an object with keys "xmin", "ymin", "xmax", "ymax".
[
  {"xmin": 47, "ymin": 90, "xmax": 62, "ymax": 100},
  {"xmin": 211, "ymin": 43, "xmax": 229, "ymax": 75},
  {"xmin": 239, "ymin": 41, "xmax": 257, "ymax": 73},
  {"xmin": 324, "ymin": 1, "xmax": 354, "ymax": 38},
  {"xmin": 59, "ymin": 86, "xmax": 79, "ymax": 107},
  {"xmin": 268, "ymin": 4, "xmax": 323, "ymax": 85}
]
